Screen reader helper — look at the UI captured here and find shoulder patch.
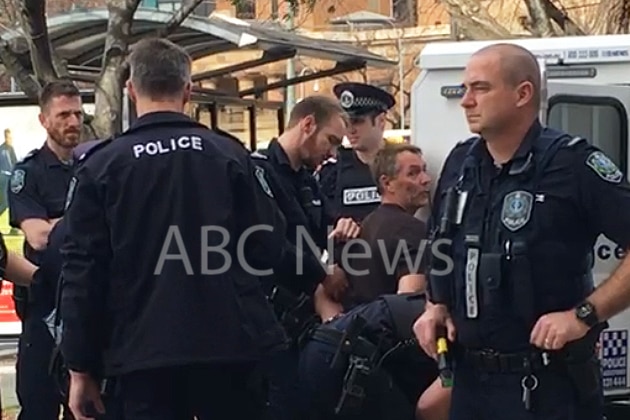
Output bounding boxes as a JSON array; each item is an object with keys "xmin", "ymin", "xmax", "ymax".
[
  {"xmin": 10, "ymin": 169, "xmax": 25, "ymax": 193},
  {"xmin": 64, "ymin": 176, "xmax": 77, "ymax": 211},
  {"xmin": 586, "ymin": 151, "xmax": 623, "ymax": 183},
  {"xmin": 254, "ymin": 166, "xmax": 274, "ymax": 198}
]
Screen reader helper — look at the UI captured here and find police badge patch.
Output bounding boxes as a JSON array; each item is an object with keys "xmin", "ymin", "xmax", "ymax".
[
  {"xmin": 501, "ymin": 191, "xmax": 534, "ymax": 232},
  {"xmin": 339, "ymin": 90, "xmax": 354, "ymax": 109},
  {"xmin": 254, "ymin": 166, "xmax": 274, "ymax": 198},
  {"xmin": 65, "ymin": 177, "xmax": 77, "ymax": 211},
  {"xmin": 10, "ymin": 169, "xmax": 25, "ymax": 194},
  {"xmin": 586, "ymin": 151, "xmax": 623, "ymax": 183}
]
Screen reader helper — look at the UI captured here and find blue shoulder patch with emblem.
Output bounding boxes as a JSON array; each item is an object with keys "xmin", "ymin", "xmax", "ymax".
[
  {"xmin": 10, "ymin": 168, "xmax": 25, "ymax": 194},
  {"xmin": 585, "ymin": 151, "xmax": 623, "ymax": 184},
  {"xmin": 254, "ymin": 165, "xmax": 274, "ymax": 198}
]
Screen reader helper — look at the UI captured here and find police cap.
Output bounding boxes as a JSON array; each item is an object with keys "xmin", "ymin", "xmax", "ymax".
[{"xmin": 333, "ymin": 82, "xmax": 395, "ymax": 117}]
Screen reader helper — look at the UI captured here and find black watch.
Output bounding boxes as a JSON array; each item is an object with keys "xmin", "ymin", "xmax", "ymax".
[{"xmin": 575, "ymin": 301, "xmax": 599, "ymax": 328}]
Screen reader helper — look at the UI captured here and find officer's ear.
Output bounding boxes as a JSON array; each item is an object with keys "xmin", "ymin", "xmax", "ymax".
[
  {"xmin": 182, "ymin": 81, "xmax": 192, "ymax": 105},
  {"xmin": 126, "ymin": 80, "xmax": 137, "ymax": 104},
  {"xmin": 514, "ymin": 81, "xmax": 534, "ymax": 109},
  {"xmin": 301, "ymin": 114, "xmax": 317, "ymax": 137}
]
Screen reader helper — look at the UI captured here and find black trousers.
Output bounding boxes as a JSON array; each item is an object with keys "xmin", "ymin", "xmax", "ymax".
[
  {"xmin": 116, "ymin": 362, "xmax": 264, "ymax": 420},
  {"xmin": 16, "ymin": 318, "xmax": 71, "ymax": 420}
]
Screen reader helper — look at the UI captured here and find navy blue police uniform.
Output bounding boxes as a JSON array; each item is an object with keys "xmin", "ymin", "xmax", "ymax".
[
  {"xmin": 317, "ymin": 82, "xmax": 395, "ymax": 222},
  {"xmin": 428, "ymin": 119, "xmax": 630, "ymax": 419},
  {"xmin": 60, "ymin": 111, "xmax": 288, "ymax": 420},
  {"xmin": 299, "ymin": 292, "xmax": 437, "ymax": 420},
  {"xmin": 39, "ymin": 140, "xmax": 123, "ymax": 420},
  {"xmin": 7, "ymin": 143, "xmax": 74, "ymax": 420},
  {"xmin": 251, "ymin": 138, "xmax": 335, "ymax": 420}
]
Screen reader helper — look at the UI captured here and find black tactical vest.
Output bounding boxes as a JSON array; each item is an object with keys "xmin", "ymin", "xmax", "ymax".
[
  {"xmin": 448, "ymin": 129, "xmax": 594, "ymax": 349},
  {"xmin": 333, "ymin": 148, "xmax": 380, "ymax": 221}
]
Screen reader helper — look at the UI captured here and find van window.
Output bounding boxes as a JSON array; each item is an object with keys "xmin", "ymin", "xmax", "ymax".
[{"xmin": 547, "ymin": 96, "xmax": 627, "ymax": 173}]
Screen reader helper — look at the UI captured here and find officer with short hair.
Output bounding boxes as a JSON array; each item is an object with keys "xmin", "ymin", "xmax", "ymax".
[
  {"xmin": 316, "ymin": 82, "xmax": 395, "ymax": 222},
  {"xmin": 299, "ymin": 292, "xmax": 451, "ymax": 420},
  {"xmin": 44, "ymin": 140, "xmax": 122, "ymax": 419},
  {"xmin": 60, "ymin": 38, "xmax": 287, "ymax": 420},
  {"xmin": 339, "ymin": 143, "xmax": 432, "ymax": 312},
  {"xmin": 8, "ymin": 79, "xmax": 82, "ymax": 420},
  {"xmin": 415, "ymin": 42, "xmax": 630, "ymax": 420},
  {"xmin": 251, "ymin": 95, "xmax": 360, "ymax": 420}
]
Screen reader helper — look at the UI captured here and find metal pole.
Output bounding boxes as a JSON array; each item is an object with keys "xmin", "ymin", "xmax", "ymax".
[
  {"xmin": 397, "ymin": 36, "xmax": 405, "ymax": 130},
  {"xmin": 285, "ymin": 6, "xmax": 296, "ymax": 122}
]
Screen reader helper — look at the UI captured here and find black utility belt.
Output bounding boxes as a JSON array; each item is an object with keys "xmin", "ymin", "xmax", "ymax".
[{"xmin": 459, "ymin": 347, "xmax": 558, "ymax": 374}]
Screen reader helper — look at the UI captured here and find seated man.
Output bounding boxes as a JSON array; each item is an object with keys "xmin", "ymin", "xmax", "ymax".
[
  {"xmin": 315, "ymin": 143, "xmax": 432, "ymax": 318},
  {"xmin": 298, "ymin": 292, "xmax": 451, "ymax": 420}
]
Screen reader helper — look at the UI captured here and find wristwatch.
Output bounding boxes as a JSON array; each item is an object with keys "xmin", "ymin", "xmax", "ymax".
[{"xmin": 575, "ymin": 301, "xmax": 599, "ymax": 328}]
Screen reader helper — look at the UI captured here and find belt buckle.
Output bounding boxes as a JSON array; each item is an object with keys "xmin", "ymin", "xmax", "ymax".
[{"xmin": 479, "ymin": 348, "xmax": 501, "ymax": 373}]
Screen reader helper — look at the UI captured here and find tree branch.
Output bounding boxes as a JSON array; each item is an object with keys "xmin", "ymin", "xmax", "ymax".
[
  {"xmin": 92, "ymin": 0, "xmax": 142, "ymax": 138},
  {"xmin": 156, "ymin": 0, "xmax": 206, "ymax": 38},
  {"xmin": 522, "ymin": 0, "xmax": 556, "ymax": 37},
  {"xmin": 439, "ymin": 0, "xmax": 513, "ymax": 40},
  {"xmin": 18, "ymin": 0, "xmax": 57, "ymax": 84},
  {"xmin": 541, "ymin": 0, "xmax": 586, "ymax": 36},
  {"xmin": 0, "ymin": 39, "xmax": 40, "ymax": 98}
]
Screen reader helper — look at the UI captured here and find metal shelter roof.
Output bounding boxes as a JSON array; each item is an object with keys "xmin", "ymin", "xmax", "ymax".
[{"xmin": 0, "ymin": 8, "xmax": 396, "ymax": 97}]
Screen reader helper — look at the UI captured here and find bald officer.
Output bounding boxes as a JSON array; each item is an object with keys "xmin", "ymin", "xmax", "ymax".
[{"xmin": 316, "ymin": 82, "xmax": 395, "ymax": 222}]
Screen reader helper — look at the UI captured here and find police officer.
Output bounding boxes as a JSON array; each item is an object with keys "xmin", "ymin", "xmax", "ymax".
[
  {"xmin": 7, "ymin": 79, "xmax": 82, "ymax": 420},
  {"xmin": 60, "ymin": 38, "xmax": 287, "ymax": 420},
  {"xmin": 251, "ymin": 96, "xmax": 360, "ymax": 420},
  {"xmin": 317, "ymin": 82, "xmax": 395, "ymax": 221},
  {"xmin": 299, "ymin": 292, "xmax": 450, "ymax": 420},
  {"xmin": 415, "ymin": 43, "xmax": 630, "ymax": 420},
  {"xmin": 41, "ymin": 140, "xmax": 123, "ymax": 419}
]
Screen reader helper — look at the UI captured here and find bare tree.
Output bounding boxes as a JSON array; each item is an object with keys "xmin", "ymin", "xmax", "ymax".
[
  {"xmin": 0, "ymin": 0, "xmax": 317, "ymax": 139},
  {"xmin": 444, "ymin": 0, "xmax": 630, "ymax": 40},
  {"xmin": 323, "ymin": 5, "xmax": 421, "ymax": 129}
]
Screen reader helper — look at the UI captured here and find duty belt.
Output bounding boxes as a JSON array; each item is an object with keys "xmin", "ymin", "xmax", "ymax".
[{"xmin": 460, "ymin": 348, "xmax": 556, "ymax": 374}]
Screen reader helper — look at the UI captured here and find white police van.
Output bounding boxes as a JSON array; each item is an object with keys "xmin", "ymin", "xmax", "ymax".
[{"xmin": 411, "ymin": 34, "xmax": 630, "ymax": 418}]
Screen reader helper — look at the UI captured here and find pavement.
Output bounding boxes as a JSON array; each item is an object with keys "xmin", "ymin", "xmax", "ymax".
[{"xmin": 0, "ymin": 337, "xmax": 18, "ymax": 412}]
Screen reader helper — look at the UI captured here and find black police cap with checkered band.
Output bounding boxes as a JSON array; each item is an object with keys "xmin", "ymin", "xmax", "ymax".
[{"xmin": 333, "ymin": 82, "xmax": 395, "ymax": 117}]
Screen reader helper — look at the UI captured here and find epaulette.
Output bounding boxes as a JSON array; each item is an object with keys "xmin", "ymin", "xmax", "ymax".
[
  {"xmin": 336, "ymin": 146, "xmax": 353, "ymax": 156},
  {"xmin": 320, "ymin": 156, "xmax": 337, "ymax": 166},
  {"xmin": 250, "ymin": 150, "xmax": 268, "ymax": 160},
  {"xmin": 564, "ymin": 136, "xmax": 585, "ymax": 148},
  {"xmin": 17, "ymin": 148, "xmax": 39, "ymax": 164},
  {"xmin": 76, "ymin": 137, "xmax": 113, "ymax": 163},
  {"xmin": 455, "ymin": 136, "xmax": 479, "ymax": 148},
  {"xmin": 212, "ymin": 128, "xmax": 247, "ymax": 149}
]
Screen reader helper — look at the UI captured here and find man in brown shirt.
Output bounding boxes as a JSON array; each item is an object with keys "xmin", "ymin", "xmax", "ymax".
[{"xmin": 316, "ymin": 143, "xmax": 432, "ymax": 317}]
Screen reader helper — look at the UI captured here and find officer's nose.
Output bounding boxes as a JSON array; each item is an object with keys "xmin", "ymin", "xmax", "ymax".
[{"xmin": 460, "ymin": 88, "xmax": 474, "ymax": 108}]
